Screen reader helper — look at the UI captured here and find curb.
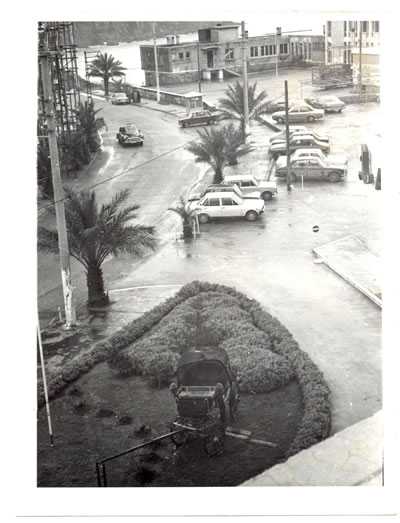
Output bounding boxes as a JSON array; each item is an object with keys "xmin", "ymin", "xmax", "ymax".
[{"xmin": 313, "ymin": 236, "xmax": 382, "ymax": 308}]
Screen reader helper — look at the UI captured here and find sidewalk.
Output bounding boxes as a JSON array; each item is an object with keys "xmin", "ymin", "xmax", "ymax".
[{"xmin": 313, "ymin": 235, "xmax": 381, "ymax": 308}]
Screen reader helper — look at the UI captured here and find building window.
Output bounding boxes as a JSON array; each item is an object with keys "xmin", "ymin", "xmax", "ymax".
[
  {"xmin": 268, "ymin": 44, "xmax": 276, "ymax": 55},
  {"xmin": 260, "ymin": 45, "xmax": 265, "ymax": 56},
  {"xmin": 179, "ymin": 52, "xmax": 184, "ymax": 61},
  {"xmin": 186, "ymin": 51, "xmax": 190, "ymax": 59},
  {"xmin": 344, "ymin": 21, "xmax": 347, "ymax": 37},
  {"xmin": 171, "ymin": 52, "xmax": 176, "ymax": 61},
  {"xmin": 250, "ymin": 46, "xmax": 259, "ymax": 57},
  {"xmin": 279, "ymin": 43, "xmax": 288, "ymax": 54},
  {"xmin": 362, "ymin": 21, "xmax": 369, "ymax": 33},
  {"xmin": 327, "ymin": 50, "xmax": 332, "ymax": 63},
  {"xmin": 372, "ymin": 21, "xmax": 380, "ymax": 32},
  {"xmin": 225, "ymin": 48, "xmax": 234, "ymax": 60},
  {"xmin": 327, "ymin": 21, "xmax": 331, "ymax": 37}
]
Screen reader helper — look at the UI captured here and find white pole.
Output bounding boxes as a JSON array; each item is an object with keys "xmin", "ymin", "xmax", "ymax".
[
  {"xmin": 37, "ymin": 317, "xmax": 54, "ymax": 446},
  {"xmin": 241, "ymin": 21, "xmax": 250, "ymax": 144},
  {"xmin": 275, "ymin": 33, "xmax": 278, "ymax": 80}
]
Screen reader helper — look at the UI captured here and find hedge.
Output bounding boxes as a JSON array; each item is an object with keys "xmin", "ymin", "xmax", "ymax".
[{"xmin": 38, "ymin": 281, "xmax": 331, "ymax": 457}]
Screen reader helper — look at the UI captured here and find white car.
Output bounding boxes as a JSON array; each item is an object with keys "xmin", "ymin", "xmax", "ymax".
[
  {"xmin": 111, "ymin": 93, "xmax": 130, "ymax": 105},
  {"xmin": 187, "ymin": 191, "xmax": 265, "ymax": 223},
  {"xmin": 223, "ymin": 174, "xmax": 277, "ymax": 200},
  {"xmin": 271, "ymin": 103, "xmax": 324, "ymax": 124},
  {"xmin": 276, "ymin": 148, "xmax": 347, "ymax": 168}
]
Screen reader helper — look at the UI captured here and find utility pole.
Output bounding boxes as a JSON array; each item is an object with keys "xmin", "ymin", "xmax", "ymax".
[
  {"xmin": 39, "ymin": 46, "xmax": 77, "ymax": 329},
  {"xmin": 359, "ymin": 21, "xmax": 363, "ymax": 100},
  {"xmin": 197, "ymin": 42, "xmax": 202, "ymax": 93},
  {"xmin": 153, "ymin": 25, "xmax": 160, "ymax": 103},
  {"xmin": 241, "ymin": 21, "xmax": 250, "ymax": 144},
  {"xmin": 284, "ymin": 80, "xmax": 292, "ymax": 192}
]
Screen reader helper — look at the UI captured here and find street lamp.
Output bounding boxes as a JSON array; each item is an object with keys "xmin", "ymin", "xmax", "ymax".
[{"xmin": 275, "ymin": 27, "xmax": 281, "ymax": 79}]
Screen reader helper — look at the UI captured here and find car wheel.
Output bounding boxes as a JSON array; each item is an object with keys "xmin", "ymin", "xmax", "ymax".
[
  {"xmin": 261, "ymin": 191, "xmax": 273, "ymax": 201},
  {"xmin": 245, "ymin": 210, "xmax": 258, "ymax": 222},
  {"xmin": 276, "ymin": 117, "xmax": 284, "ymax": 124},
  {"xmin": 198, "ymin": 213, "xmax": 210, "ymax": 224},
  {"xmin": 338, "ymin": 108, "xmax": 343, "ymax": 113},
  {"xmin": 183, "ymin": 122, "xmax": 188, "ymax": 128},
  {"xmin": 207, "ymin": 119, "xmax": 215, "ymax": 125},
  {"xmin": 329, "ymin": 172, "xmax": 340, "ymax": 183},
  {"xmin": 307, "ymin": 116, "xmax": 315, "ymax": 122}
]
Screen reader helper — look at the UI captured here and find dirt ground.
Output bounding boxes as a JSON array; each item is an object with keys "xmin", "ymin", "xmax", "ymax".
[{"xmin": 37, "ymin": 362, "xmax": 303, "ymax": 487}]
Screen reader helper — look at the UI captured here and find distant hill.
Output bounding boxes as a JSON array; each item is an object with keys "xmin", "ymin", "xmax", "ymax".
[{"xmin": 73, "ymin": 21, "xmax": 234, "ymax": 47}]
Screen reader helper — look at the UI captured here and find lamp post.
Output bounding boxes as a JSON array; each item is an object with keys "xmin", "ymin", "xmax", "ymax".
[
  {"xmin": 275, "ymin": 27, "xmax": 281, "ymax": 80},
  {"xmin": 197, "ymin": 42, "xmax": 201, "ymax": 93},
  {"xmin": 241, "ymin": 21, "xmax": 250, "ymax": 144}
]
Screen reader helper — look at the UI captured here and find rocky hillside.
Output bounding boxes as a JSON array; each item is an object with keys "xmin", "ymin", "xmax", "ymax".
[{"xmin": 73, "ymin": 21, "xmax": 230, "ymax": 47}]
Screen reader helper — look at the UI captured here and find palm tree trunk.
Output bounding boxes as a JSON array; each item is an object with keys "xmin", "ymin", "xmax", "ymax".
[
  {"xmin": 86, "ymin": 263, "xmax": 109, "ymax": 306},
  {"xmin": 213, "ymin": 168, "xmax": 223, "ymax": 184},
  {"xmin": 104, "ymin": 77, "xmax": 109, "ymax": 97}
]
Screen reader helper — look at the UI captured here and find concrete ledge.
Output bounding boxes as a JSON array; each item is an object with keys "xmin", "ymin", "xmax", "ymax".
[
  {"xmin": 241, "ymin": 411, "xmax": 383, "ymax": 486},
  {"xmin": 313, "ymin": 235, "xmax": 381, "ymax": 308}
]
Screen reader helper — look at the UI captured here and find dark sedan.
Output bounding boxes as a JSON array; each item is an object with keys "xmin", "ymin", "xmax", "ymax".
[{"xmin": 178, "ymin": 110, "xmax": 217, "ymax": 128}]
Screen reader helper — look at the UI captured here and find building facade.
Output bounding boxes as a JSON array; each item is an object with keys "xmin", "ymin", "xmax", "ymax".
[
  {"xmin": 325, "ymin": 20, "xmax": 380, "ymax": 65},
  {"xmin": 140, "ymin": 24, "xmax": 325, "ymax": 86}
]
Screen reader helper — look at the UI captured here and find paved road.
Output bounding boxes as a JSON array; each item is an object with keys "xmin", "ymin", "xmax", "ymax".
[{"xmin": 37, "ymin": 100, "xmax": 208, "ymax": 313}]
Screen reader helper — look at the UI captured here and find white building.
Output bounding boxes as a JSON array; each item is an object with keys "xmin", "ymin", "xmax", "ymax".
[{"xmin": 325, "ymin": 21, "xmax": 380, "ymax": 65}]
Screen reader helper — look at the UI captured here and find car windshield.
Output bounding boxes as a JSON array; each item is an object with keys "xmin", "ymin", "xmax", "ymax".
[
  {"xmin": 124, "ymin": 125, "xmax": 139, "ymax": 134},
  {"xmin": 324, "ymin": 97, "xmax": 337, "ymax": 102}
]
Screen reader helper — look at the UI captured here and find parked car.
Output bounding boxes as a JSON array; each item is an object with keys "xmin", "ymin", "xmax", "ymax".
[
  {"xmin": 305, "ymin": 95, "xmax": 345, "ymax": 113},
  {"xmin": 202, "ymin": 98, "xmax": 218, "ymax": 112},
  {"xmin": 270, "ymin": 127, "xmax": 329, "ymax": 144},
  {"xmin": 223, "ymin": 174, "xmax": 278, "ymax": 201},
  {"xmin": 276, "ymin": 148, "xmax": 347, "ymax": 167},
  {"xmin": 269, "ymin": 134, "xmax": 330, "ymax": 158},
  {"xmin": 187, "ymin": 190, "xmax": 265, "ymax": 223},
  {"xmin": 116, "ymin": 123, "xmax": 144, "ymax": 146},
  {"xmin": 270, "ymin": 126, "xmax": 308, "ymax": 143},
  {"xmin": 188, "ymin": 184, "xmax": 260, "ymax": 202},
  {"xmin": 111, "ymin": 93, "xmax": 130, "ymax": 105},
  {"xmin": 178, "ymin": 110, "xmax": 217, "ymax": 127},
  {"xmin": 275, "ymin": 157, "xmax": 347, "ymax": 183},
  {"xmin": 271, "ymin": 103, "xmax": 324, "ymax": 124}
]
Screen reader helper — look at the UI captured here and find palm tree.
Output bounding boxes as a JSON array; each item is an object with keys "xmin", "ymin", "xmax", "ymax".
[
  {"xmin": 186, "ymin": 124, "xmax": 244, "ymax": 183},
  {"xmin": 168, "ymin": 196, "xmax": 196, "ymax": 239},
  {"xmin": 88, "ymin": 52, "xmax": 127, "ymax": 97},
  {"xmin": 111, "ymin": 78, "xmax": 125, "ymax": 93},
  {"xmin": 38, "ymin": 189, "xmax": 157, "ymax": 306},
  {"xmin": 218, "ymin": 81, "xmax": 270, "ymax": 135},
  {"xmin": 74, "ymin": 101, "xmax": 103, "ymax": 152}
]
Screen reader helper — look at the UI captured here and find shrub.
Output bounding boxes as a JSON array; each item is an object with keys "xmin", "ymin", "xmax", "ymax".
[{"xmin": 224, "ymin": 344, "xmax": 294, "ymax": 393}]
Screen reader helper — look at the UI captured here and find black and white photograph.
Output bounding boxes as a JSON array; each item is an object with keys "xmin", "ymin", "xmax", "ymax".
[{"xmin": 6, "ymin": 1, "xmax": 399, "ymax": 520}]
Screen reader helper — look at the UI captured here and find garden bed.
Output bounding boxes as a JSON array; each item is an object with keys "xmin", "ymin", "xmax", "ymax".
[{"xmin": 38, "ymin": 281, "xmax": 331, "ymax": 486}]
